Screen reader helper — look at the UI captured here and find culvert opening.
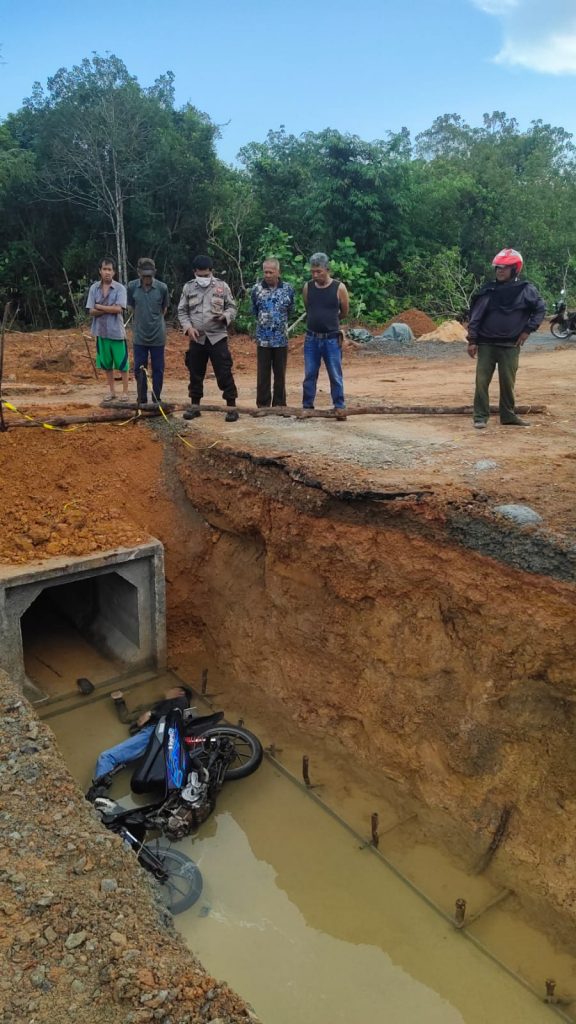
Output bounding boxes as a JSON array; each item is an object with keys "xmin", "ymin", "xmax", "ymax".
[
  {"xmin": 0, "ymin": 540, "xmax": 167, "ymax": 696},
  {"xmin": 21, "ymin": 573, "xmax": 141, "ymax": 691}
]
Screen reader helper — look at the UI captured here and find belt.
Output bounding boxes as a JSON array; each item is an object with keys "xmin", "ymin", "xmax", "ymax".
[{"xmin": 306, "ymin": 330, "xmax": 338, "ymax": 339}]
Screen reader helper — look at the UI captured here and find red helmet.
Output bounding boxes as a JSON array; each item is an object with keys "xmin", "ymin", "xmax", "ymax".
[{"xmin": 492, "ymin": 248, "xmax": 523, "ymax": 274}]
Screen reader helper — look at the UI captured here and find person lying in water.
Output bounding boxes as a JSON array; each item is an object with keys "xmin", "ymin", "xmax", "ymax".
[{"xmin": 86, "ymin": 685, "xmax": 193, "ymax": 801}]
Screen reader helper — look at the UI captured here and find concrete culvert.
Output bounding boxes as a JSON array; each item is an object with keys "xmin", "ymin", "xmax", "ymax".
[{"xmin": 0, "ymin": 540, "xmax": 166, "ymax": 694}]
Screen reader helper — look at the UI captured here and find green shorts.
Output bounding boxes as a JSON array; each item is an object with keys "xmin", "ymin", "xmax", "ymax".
[{"xmin": 95, "ymin": 337, "xmax": 130, "ymax": 372}]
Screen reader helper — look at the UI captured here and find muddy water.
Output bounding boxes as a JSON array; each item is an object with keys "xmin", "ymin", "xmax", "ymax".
[{"xmin": 43, "ymin": 678, "xmax": 571, "ymax": 1024}]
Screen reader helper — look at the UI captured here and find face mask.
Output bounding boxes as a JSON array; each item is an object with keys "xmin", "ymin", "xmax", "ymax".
[{"xmin": 195, "ymin": 275, "xmax": 212, "ymax": 288}]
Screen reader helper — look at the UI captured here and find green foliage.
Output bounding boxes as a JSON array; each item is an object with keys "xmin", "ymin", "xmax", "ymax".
[
  {"xmin": 398, "ymin": 248, "xmax": 479, "ymax": 318},
  {"xmin": 2, "ymin": 55, "xmax": 576, "ymax": 329}
]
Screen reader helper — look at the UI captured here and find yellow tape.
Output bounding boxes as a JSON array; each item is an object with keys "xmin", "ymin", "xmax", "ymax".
[
  {"xmin": 1, "ymin": 399, "xmax": 80, "ymax": 432},
  {"xmin": 141, "ymin": 367, "xmax": 221, "ymax": 452},
  {"xmin": 1, "ymin": 399, "xmax": 141, "ymax": 431}
]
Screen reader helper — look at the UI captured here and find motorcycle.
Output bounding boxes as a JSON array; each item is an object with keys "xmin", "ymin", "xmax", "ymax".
[
  {"xmin": 93, "ymin": 798, "xmax": 204, "ymax": 915},
  {"xmin": 96, "ymin": 708, "xmax": 263, "ymax": 844},
  {"xmin": 550, "ymin": 290, "xmax": 576, "ymax": 338}
]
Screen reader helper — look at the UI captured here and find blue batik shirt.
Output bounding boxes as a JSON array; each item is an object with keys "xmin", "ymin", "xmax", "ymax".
[{"xmin": 251, "ymin": 279, "xmax": 295, "ymax": 348}]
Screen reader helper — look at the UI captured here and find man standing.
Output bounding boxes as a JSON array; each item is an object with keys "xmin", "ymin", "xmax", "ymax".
[
  {"xmin": 251, "ymin": 259, "xmax": 294, "ymax": 407},
  {"xmin": 127, "ymin": 257, "xmax": 170, "ymax": 407},
  {"xmin": 86, "ymin": 256, "xmax": 129, "ymax": 405},
  {"xmin": 467, "ymin": 248, "xmax": 545, "ymax": 428},
  {"xmin": 302, "ymin": 252, "xmax": 349, "ymax": 420},
  {"xmin": 178, "ymin": 255, "xmax": 239, "ymax": 422}
]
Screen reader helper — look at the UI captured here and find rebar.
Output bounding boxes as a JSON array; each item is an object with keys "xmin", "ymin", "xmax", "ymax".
[
  {"xmin": 371, "ymin": 812, "xmax": 379, "ymax": 848},
  {"xmin": 201, "ymin": 669, "xmax": 208, "ymax": 695},
  {"xmin": 302, "ymin": 755, "xmax": 311, "ymax": 787},
  {"xmin": 454, "ymin": 898, "xmax": 467, "ymax": 928}
]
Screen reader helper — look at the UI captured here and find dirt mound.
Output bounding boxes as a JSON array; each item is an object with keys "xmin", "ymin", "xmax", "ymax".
[
  {"xmin": 381, "ymin": 308, "xmax": 437, "ymax": 339},
  {"xmin": 31, "ymin": 349, "xmax": 74, "ymax": 371},
  {"xmin": 419, "ymin": 320, "xmax": 467, "ymax": 343}
]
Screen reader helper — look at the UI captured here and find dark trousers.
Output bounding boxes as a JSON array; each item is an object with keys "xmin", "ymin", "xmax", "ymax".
[
  {"xmin": 186, "ymin": 337, "xmax": 238, "ymax": 406},
  {"xmin": 473, "ymin": 344, "xmax": 520, "ymax": 423},
  {"xmin": 257, "ymin": 346, "xmax": 288, "ymax": 407},
  {"xmin": 133, "ymin": 344, "xmax": 165, "ymax": 404}
]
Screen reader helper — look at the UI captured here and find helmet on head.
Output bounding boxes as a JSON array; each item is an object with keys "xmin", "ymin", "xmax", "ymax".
[{"xmin": 492, "ymin": 248, "xmax": 523, "ymax": 276}]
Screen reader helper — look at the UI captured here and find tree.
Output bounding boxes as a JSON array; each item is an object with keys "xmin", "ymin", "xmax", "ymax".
[{"xmin": 23, "ymin": 55, "xmax": 174, "ymax": 283}]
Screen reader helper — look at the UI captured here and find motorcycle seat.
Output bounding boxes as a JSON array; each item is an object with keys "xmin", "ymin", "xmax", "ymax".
[{"xmin": 184, "ymin": 711, "xmax": 224, "ymax": 734}]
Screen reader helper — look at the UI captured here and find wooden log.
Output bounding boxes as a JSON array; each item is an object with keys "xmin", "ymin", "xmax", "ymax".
[
  {"xmin": 1, "ymin": 401, "xmax": 547, "ymax": 430},
  {"xmin": 2, "ymin": 409, "xmax": 161, "ymax": 429},
  {"xmin": 188, "ymin": 402, "xmax": 547, "ymax": 418}
]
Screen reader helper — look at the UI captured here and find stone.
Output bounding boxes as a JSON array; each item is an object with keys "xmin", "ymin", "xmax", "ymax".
[
  {"xmin": 493, "ymin": 503, "xmax": 543, "ymax": 525},
  {"xmin": 30, "ymin": 966, "xmax": 46, "ymax": 987},
  {"xmin": 71, "ymin": 979, "xmax": 85, "ymax": 994},
  {"xmin": 473, "ymin": 459, "xmax": 498, "ymax": 472},
  {"xmin": 110, "ymin": 930, "xmax": 127, "ymax": 945},
  {"xmin": 65, "ymin": 930, "xmax": 88, "ymax": 949},
  {"xmin": 35, "ymin": 891, "xmax": 55, "ymax": 907},
  {"xmin": 100, "ymin": 878, "xmax": 118, "ymax": 893}
]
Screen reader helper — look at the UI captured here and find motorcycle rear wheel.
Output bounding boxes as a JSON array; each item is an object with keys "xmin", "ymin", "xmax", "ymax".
[
  {"xmin": 551, "ymin": 320, "xmax": 571, "ymax": 339},
  {"xmin": 202, "ymin": 725, "xmax": 263, "ymax": 780},
  {"xmin": 139, "ymin": 841, "xmax": 203, "ymax": 915}
]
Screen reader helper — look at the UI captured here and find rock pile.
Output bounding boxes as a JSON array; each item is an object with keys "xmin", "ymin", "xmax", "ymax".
[
  {"xmin": 418, "ymin": 320, "xmax": 467, "ymax": 343},
  {"xmin": 381, "ymin": 309, "xmax": 437, "ymax": 338}
]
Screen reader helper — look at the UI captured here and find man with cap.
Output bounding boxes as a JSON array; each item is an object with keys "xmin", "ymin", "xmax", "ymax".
[
  {"xmin": 127, "ymin": 258, "xmax": 170, "ymax": 406},
  {"xmin": 178, "ymin": 255, "xmax": 239, "ymax": 422},
  {"xmin": 466, "ymin": 248, "xmax": 545, "ymax": 428}
]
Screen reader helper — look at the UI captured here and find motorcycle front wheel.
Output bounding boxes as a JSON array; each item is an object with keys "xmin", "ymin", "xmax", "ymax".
[
  {"xmin": 551, "ymin": 320, "xmax": 571, "ymax": 339},
  {"xmin": 202, "ymin": 725, "xmax": 263, "ymax": 780},
  {"xmin": 139, "ymin": 841, "xmax": 203, "ymax": 915}
]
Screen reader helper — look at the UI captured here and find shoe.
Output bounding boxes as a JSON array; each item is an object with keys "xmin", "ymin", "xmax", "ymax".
[
  {"xmin": 225, "ymin": 408, "xmax": 239, "ymax": 422},
  {"xmin": 334, "ymin": 408, "xmax": 347, "ymax": 421},
  {"xmin": 183, "ymin": 405, "xmax": 201, "ymax": 420},
  {"xmin": 101, "ymin": 395, "xmax": 117, "ymax": 406},
  {"xmin": 86, "ymin": 778, "xmax": 112, "ymax": 802},
  {"xmin": 76, "ymin": 677, "xmax": 94, "ymax": 695},
  {"xmin": 473, "ymin": 420, "xmax": 488, "ymax": 430},
  {"xmin": 501, "ymin": 418, "xmax": 530, "ymax": 427}
]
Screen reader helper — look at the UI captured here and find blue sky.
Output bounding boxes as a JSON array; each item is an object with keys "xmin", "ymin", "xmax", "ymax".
[{"xmin": 2, "ymin": 0, "xmax": 576, "ymax": 163}]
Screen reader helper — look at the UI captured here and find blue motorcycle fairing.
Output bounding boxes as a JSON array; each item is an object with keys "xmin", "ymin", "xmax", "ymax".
[{"xmin": 130, "ymin": 710, "xmax": 189, "ymax": 796}]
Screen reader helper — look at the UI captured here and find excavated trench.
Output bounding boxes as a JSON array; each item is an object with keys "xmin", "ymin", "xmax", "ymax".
[
  {"xmin": 2, "ymin": 413, "xmax": 576, "ymax": 1020},
  {"xmin": 164, "ymin": 439, "xmax": 576, "ymax": 947}
]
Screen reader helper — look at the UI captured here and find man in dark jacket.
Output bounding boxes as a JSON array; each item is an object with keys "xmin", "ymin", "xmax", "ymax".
[
  {"xmin": 466, "ymin": 248, "xmax": 545, "ymax": 428},
  {"xmin": 86, "ymin": 685, "xmax": 192, "ymax": 799}
]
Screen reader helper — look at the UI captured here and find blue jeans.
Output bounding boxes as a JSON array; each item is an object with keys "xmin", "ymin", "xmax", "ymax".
[
  {"xmin": 133, "ymin": 344, "xmax": 165, "ymax": 404},
  {"xmin": 94, "ymin": 724, "xmax": 155, "ymax": 780},
  {"xmin": 302, "ymin": 334, "xmax": 345, "ymax": 409}
]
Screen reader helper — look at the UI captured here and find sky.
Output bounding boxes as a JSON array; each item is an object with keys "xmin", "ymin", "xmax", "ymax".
[{"xmin": 1, "ymin": 0, "xmax": 576, "ymax": 163}]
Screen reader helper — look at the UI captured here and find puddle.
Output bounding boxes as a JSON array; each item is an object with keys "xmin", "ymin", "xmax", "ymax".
[{"xmin": 44, "ymin": 677, "xmax": 572, "ymax": 1024}]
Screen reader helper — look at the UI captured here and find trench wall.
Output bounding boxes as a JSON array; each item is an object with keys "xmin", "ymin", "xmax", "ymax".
[{"xmin": 172, "ymin": 447, "xmax": 576, "ymax": 935}]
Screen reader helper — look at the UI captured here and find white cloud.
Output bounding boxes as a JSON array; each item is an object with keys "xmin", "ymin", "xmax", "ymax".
[{"xmin": 472, "ymin": 0, "xmax": 576, "ymax": 74}]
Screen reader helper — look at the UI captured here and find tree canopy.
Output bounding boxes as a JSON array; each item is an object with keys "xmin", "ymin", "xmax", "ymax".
[{"xmin": 2, "ymin": 54, "xmax": 576, "ymax": 328}]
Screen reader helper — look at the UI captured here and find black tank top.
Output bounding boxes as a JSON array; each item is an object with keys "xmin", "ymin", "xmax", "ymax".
[{"xmin": 306, "ymin": 279, "xmax": 340, "ymax": 334}]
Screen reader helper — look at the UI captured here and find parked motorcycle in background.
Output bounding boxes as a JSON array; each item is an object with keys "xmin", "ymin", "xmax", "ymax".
[{"xmin": 550, "ymin": 290, "xmax": 576, "ymax": 338}]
